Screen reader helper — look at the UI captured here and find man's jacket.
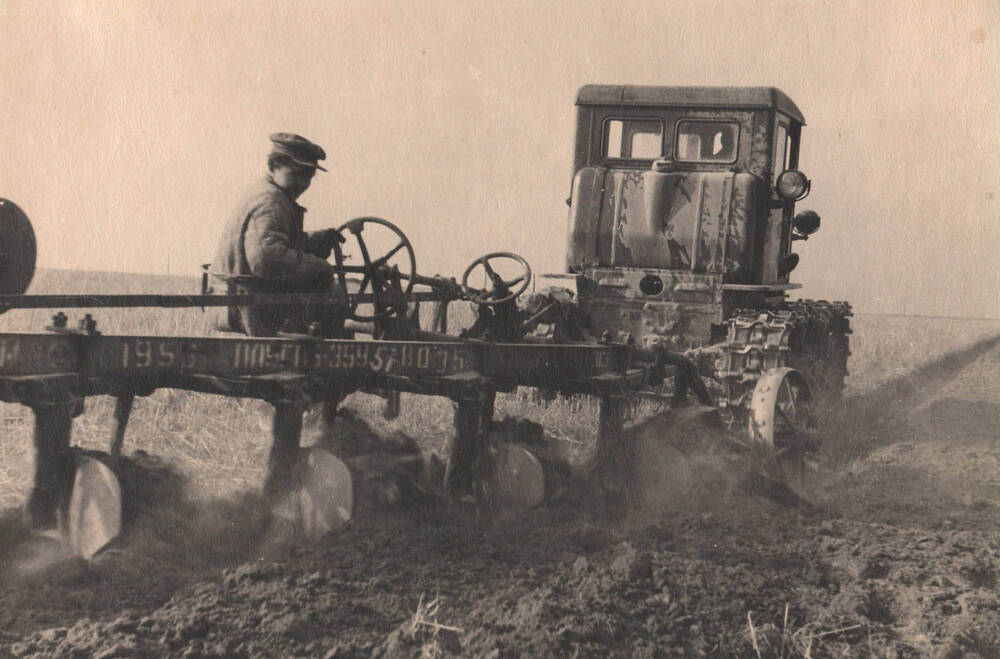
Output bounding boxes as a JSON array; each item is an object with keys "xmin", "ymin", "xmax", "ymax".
[{"xmin": 213, "ymin": 175, "xmax": 331, "ymax": 287}]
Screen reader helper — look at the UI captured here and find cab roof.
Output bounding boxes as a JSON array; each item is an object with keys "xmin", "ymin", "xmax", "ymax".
[{"xmin": 576, "ymin": 85, "xmax": 805, "ymax": 124}]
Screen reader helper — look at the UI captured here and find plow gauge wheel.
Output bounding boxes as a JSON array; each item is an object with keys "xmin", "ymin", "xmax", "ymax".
[
  {"xmin": 66, "ymin": 455, "xmax": 122, "ymax": 559},
  {"xmin": 0, "ymin": 199, "xmax": 36, "ymax": 297}
]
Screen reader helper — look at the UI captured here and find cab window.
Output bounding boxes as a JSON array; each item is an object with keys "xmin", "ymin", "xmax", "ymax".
[
  {"xmin": 603, "ymin": 118, "xmax": 663, "ymax": 160},
  {"xmin": 675, "ymin": 120, "xmax": 739, "ymax": 163},
  {"xmin": 772, "ymin": 122, "xmax": 789, "ymax": 181}
]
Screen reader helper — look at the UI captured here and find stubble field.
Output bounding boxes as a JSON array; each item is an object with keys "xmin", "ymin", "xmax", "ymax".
[{"xmin": 1, "ymin": 269, "xmax": 999, "ymax": 657}]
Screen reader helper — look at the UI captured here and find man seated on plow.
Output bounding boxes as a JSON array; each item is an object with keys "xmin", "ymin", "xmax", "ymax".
[
  {"xmin": 213, "ymin": 133, "xmax": 349, "ymax": 500},
  {"xmin": 213, "ymin": 132, "xmax": 347, "ymax": 337}
]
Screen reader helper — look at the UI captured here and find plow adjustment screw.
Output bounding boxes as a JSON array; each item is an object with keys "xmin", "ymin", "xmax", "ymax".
[{"xmin": 51, "ymin": 312, "xmax": 68, "ymax": 328}]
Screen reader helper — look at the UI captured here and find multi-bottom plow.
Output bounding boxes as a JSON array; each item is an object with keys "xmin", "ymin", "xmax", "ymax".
[{"xmin": 0, "ymin": 191, "xmax": 829, "ymax": 558}]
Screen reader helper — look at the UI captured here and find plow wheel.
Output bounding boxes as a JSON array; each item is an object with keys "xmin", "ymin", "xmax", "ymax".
[{"xmin": 748, "ymin": 368, "xmax": 818, "ymax": 501}]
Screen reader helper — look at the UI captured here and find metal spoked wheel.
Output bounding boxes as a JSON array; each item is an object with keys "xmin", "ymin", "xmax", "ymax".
[
  {"xmin": 461, "ymin": 252, "xmax": 532, "ymax": 306},
  {"xmin": 748, "ymin": 368, "xmax": 817, "ymax": 494},
  {"xmin": 331, "ymin": 217, "xmax": 417, "ymax": 321}
]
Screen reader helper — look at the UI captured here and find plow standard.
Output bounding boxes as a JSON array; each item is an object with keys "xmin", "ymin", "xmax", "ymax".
[
  {"xmin": 0, "ymin": 239, "xmax": 675, "ymax": 556},
  {"xmin": 1, "ymin": 85, "xmax": 852, "ymax": 558}
]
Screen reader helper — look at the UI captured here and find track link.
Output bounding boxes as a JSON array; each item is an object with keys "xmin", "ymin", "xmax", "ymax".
[{"xmin": 715, "ymin": 299, "xmax": 852, "ymax": 411}]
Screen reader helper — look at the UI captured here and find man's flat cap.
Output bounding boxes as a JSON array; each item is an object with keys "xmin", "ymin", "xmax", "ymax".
[{"xmin": 269, "ymin": 133, "xmax": 328, "ymax": 172}]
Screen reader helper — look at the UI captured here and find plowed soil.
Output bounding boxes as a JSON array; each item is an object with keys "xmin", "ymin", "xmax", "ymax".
[{"xmin": 3, "ymin": 334, "xmax": 1000, "ymax": 658}]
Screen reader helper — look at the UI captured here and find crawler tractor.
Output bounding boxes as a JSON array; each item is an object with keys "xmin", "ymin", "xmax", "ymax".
[
  {"xmin": 0, "ymin": 85, "xmax": 849, "ymax": 557},
  {"xmin": 544, "ymin": 84, "xmax": 851, "ymax": 441}
]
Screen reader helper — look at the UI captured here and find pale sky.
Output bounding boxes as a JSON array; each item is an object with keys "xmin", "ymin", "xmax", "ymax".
[{"xmin": 1, "ymin": 0, "xmax": 997, "ymax": 317}]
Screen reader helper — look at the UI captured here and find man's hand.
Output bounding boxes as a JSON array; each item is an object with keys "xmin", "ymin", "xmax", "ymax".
[
  {"xmin": 320, "ymin": 228, "xmax": 347, "ymax": 260},
  {"xmin": 308, "ymin": 228, "xmax": 348, "ymax": 260},
  {"xmin": 322, "ymin": 228, "xmax": 347, "ymax": 246}
]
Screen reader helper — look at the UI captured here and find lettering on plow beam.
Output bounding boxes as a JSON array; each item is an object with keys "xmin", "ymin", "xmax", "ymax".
[
  {"xmin": 122, "ymin": 339, "xmax": 199, "ymax": 369},
  {"xmin": 110, "ymin": 338, "xmax": 475, "ymax": 376},
  {"xmin": 307, "ymin": 343, "xmax": 473, "ymax": 375},
  {"xmin": 233, "ymin": 342, "xmax": 474, "ymax": 375},
  {"xmin": 231, "ymin": 342, "xmax": 307, "ymax": 370}
]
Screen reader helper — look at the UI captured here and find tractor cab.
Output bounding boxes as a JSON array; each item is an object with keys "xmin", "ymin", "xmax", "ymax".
[{"xmin": 558, "ymin": 85, "xmax": 821, "ymax": 350}]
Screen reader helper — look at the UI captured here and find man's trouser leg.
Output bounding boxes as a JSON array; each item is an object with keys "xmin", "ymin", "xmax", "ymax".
[
  {"xmin": 237, "ymin": 282, "xmax": 286, "ymax": 337},
  {"xmin": 303, "ymin": 278, "xmax": 348, "ymax": 337}
]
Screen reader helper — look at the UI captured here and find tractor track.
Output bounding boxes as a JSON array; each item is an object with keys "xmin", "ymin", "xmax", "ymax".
[{"xmin": 2, "ymin": 334, "xmax": 1000, "ymax": 657}]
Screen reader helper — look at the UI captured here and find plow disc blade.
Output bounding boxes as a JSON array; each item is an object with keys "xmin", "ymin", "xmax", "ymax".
[
  {"xmin": 66, "ymin": 455, "xmax": 122, "ymax": 559},
  {"xmin": 482, "ymin": 442, "xmax": 545, "ymax": 511},
  {"xmin": 296, "ymin": 447, "xmax": 354, "ymax": 542}
]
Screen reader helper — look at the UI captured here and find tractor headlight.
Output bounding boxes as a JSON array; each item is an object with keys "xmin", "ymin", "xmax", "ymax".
[
  {"xmin": 776, "ymin": 169, "xmax": 810, "ymax": 201},
  {"xmin": 792, "ymin": 210, "xmax": 821, "ymax": 238}
]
